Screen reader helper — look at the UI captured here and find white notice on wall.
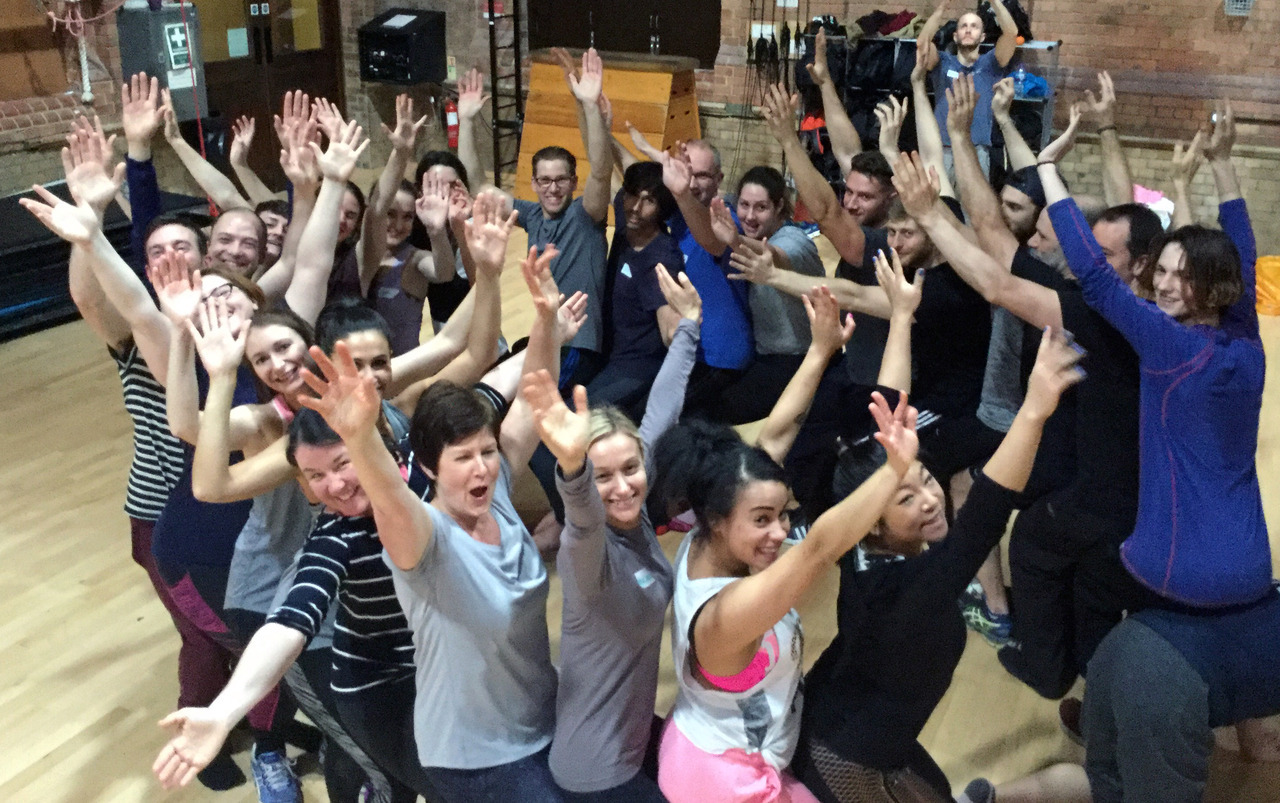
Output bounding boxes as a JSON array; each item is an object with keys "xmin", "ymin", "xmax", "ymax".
[
  {"xmin": 168, "ymin": 68, "xmax": 194, "ymax": 90},
  {"xmin": 383, "ymin": 13, "xmax": 416, "ymax": 28},
  {"xmin": 227, "ymin": 27, "xmax": 250, "ymax": 58}
]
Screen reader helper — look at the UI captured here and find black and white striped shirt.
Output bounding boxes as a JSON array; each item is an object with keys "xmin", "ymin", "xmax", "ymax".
[{"xmin": 112, "ymin": 343, "xmax": 185, "ymax": 521}]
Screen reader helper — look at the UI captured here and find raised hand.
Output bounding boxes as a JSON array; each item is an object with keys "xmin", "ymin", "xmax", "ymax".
[
  {"xmin": 153, "ymin": 708, "xmax": 233, "ymax": 789},
  {"xmin": 597, "ymin": 92, "xmax": 614, "ymax": 131},
  {"xmin": 662, "ymin": 143, "xmax": 693, "ymax": 197},
  {"xmin": 555, "ymin": 291, "xmax": 589, "ymax": 346},
  {"xmin": 273, "ymin": 89, "xmax": 311, "ymax": 145},
  {"xmin": 416, "ymin": 172, "xmax": 451, "ymax": 233},
  {"xmin": 627, "ymin": 121, "xmax": 663, "ymax": 161},
  {"xmin": 1202, "ymin": 99, "xmax": 1236, "ymax": 162},
  {"xmin": 311, "ymin": 118, "xmax": 368, "ymax": 182},
  {"xmin": 63, "ymin": 115, "xmax": 124, "ymax": 216},
  {"xmin": 727, "ymin": 236, "xmax": 777, "ymax": 285},
  {"xmin": 656, "ymin": 265, "xmax": 702, "ymax": 323},
  {"xmin": 297, "ymin": 342, "xmax": 382, "ymax": 439},
  {"xmin": 520, "ymin": 243, "xmax": 564, "ymax": 317},
  {"xmin": 874, "ymin": 247, "xmax": 924, "ymax": 319},
  {"xmin": 521, "ymin": 370, "xmax": 591, "ymax": 473},
  {"xmin": 550, "ymin": 47, "xmax": 578, "ymax": 85},
  {"xmin": 188, "ymin": 295, "xmax": 249, "ymax": 376},
  {"xmin": 1082, "ymin": 71, "xmax": 1117, "ymax": 131},
  {"xmin": 1170, "ymin": 130, "xmax": 1205, "ymax": 188},
  {"xmin": 18, "ymin": 185, "xmax": 99, "ymax": 245},
  {"xmin": 1023, "ymin": 327, "xmax": 1086, "ymax": 422},
  {"xmin": 382, "ymin": 93, "xmax": 429, "ymax": 154},
  {"xmin": 991, "ymin": 77, "xmax": 1015, "ymax": 122},
  {"xmin": 448, "ymin": 185, "xmax": 474, "ymax": 227},
  {"xmin": 803, "ymin": 284, "xmax": 856, "ymax": 356},
  {"xmin": 149, "ymin": 253, "xmax": 203, "ymax": 326},
  {"xmin": 759, "ymin": 83, "xmax": 800, "ymax": 145},
  {"xmin": 708, "ymin": 197, "xmax": 740, "ymax": 250},
  {"xmin": 312, "ymin": 97, "xmax": 346, "ymax": 142},
  {"xmin": 229, "ymin": 115, "xmax": 256, "ymax": 167},
  {"xmin": 868, "ymin": 390, "xmax": 919, "ymax": 476},
  {"xmin": 805, "ymin": 29, "xmax": 830, "ymax": 85},
  {"xmin": 891, "ymin": 151, "xmax": 942, "ymax": 223},
  {"xmin": 945, "ymin": 74, "xmax": 976, "ymax": 137},
  {"xmin": 160, "ymin": 90, "xmax": 182, "ymax": 144},
  {"xmin": 568, "ymin": 47, "xmax": 604, "ymax": 105},
  {"xmin": 456, "ymin": 68, "xmax": 489, "ymax": 121},
  {"xmin": 1037, "ymin": 102, "xmax": 1082, "ymax": 164},
  {"xmin": 464, "ymin": 189, "xmax": 520, "ymax": 276},
  {"xmin": 121, "ymin": 72, "xmax": 163, "ymax": 147},
  {"xmin": 280, "ymin": 117, "xmax": 322, "ymax": 195},
  {"xmin": 875, "ymin": 95, "xmax": 908, "ymax": 154}
]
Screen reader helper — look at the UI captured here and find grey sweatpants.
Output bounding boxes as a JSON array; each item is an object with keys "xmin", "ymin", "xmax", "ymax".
[{"xmin": 1081, "ymin": 617, "xmax": 1212, "ymax": 803}]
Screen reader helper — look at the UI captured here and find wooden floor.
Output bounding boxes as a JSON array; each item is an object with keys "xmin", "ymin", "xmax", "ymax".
[{"xmin": 3, "ymin": 229, "xmax": 1279, "ymax": 802}]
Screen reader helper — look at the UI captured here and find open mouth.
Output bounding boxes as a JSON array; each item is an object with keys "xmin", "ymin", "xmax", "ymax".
[{"xmin": 469, "ymin": 485, "xmax": 489, "ymax": 500}]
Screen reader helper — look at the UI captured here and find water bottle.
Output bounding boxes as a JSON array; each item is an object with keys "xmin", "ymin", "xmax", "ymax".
[{"xmin": 1013, "ymin": 65, "xmax": 1027, "ymax": 99}]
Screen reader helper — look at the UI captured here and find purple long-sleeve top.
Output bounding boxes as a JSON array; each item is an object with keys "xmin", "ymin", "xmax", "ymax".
[{"xmin": 1047, "ymin": 197, "xmax": 1269, "ymax": 607}]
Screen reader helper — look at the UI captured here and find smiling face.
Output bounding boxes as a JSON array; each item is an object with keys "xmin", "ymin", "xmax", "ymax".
[
  {"xmin": 843, "ymin": 171, "xmax": 894, "ymax": 227},
  {"xmin": 259, "ymin": 211, "xmax": 288, "ymax": 262},
  {"xmin": 146, "ymin": 223, "xmax": 203, "ymax": 274},
  {"xmin": 588, "ymin": 432, "xmax": 647, "ymax": 530},
  {"xmin": 431, "ymin": 429, "xmax": 502, "ymax": 522},
  {"xmin": 1151, "ymin": 242, "xmax": 1198, "ymax": 321},
  {"xmin": 207, "ymin": 210, "xmax": 263, "ymax": 275},
  {"xmin": 387, "ymin": 189, "xmax": 416, "ymax": 247},
  {"xmin": 199, "ymin": 275, "xmax": 257, "ymax": 335},
  {"xmin": 736, "ymin": 183, "xmax": 783, "ymax": 239},
  {"xmin": 685, "ymin": 144, "xmax": 724, "ymax": 207},
  {"xmin": 295, "ymin": 442, "xmax": 370, "ymax": 517},
  {"xmin": 246, "ymin": 323, "xmax": 309, "ymax": 396},
  {"xmin": 712, "ymin": 479, "xmax": 792, "ymax": 574},
  {"xmin": 336, "ymin": 330, "xmax": 393, "ymax": 398},
  {"xmin": 532, "ymin": 157, "xmax": 577, "ymax": 216},
  {"xmin": 622, "ymin": 189, "xmax": 662, "ymax": 236},
  {"xmin": 876, "ymin": 461, "xmax": 948, "ymax": 554}
]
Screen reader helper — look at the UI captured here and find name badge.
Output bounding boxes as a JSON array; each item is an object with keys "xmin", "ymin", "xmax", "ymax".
[
  {"xmin": 946, "ymin": 69, "xmax": 960, "ymax": 80},
  {"xmin": 634, "ymin": 568, "xmax": 655, "ymax": 589}
]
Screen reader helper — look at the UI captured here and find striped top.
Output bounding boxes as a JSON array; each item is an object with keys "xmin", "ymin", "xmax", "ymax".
[{"xmin": 111, "ymin": 342, "xmax": 185, "ymax": 521}]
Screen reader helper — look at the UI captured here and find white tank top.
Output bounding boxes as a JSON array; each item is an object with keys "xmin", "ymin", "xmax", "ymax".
[{"xmin": 668, "ymin": 531, "xmax": 805, "ymax": 769}]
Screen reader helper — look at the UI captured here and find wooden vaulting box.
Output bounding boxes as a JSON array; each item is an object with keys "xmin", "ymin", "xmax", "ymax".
[
  {"xmin": 0, "ymin": 4, "xmax": 65, "ymax": 102},
  {"xmin": 515, "ymin": 48, "xmax": 701, "ymax": 207}
]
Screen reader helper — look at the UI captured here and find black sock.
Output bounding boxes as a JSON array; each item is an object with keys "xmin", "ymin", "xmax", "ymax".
[{"xmin": 197, "ymin": 751, "xmax": 246, "ymax": 790}]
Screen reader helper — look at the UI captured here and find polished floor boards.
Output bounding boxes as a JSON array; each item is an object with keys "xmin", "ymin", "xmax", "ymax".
[{"xmin": 2, "ymin": 231, "xmax": 1278, "ymax": 800}]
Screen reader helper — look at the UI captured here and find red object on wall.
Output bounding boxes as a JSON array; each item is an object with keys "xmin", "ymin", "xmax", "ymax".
[{"xmin": 445, "ymin": 98, "xmax": 459, "ymax": 148}]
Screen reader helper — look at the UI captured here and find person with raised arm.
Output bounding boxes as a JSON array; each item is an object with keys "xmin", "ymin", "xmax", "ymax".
[
  {"xmin": 298, "ymin": 223, "xmax": 569, "ymax": 799},
  {"xmin": 357, "ymin": 94, "xmax": 452, "ymax": 355},
  {"xmin": 229, "ymin": 113, "xmax": 285, "ymax": 206},
  {"xmin": 160, "ymin": 88, "xmax": 255, "ymax": 214},
  {"xmin": 521, "ymin": 265, "xmax": 702, "ymax": 801},
  {"xmin": 791, "ymin": 249, "xmax": 1086, "ymax": 803},
  {"xmin": 917, "ymin": 0, "xmax": 1019, "ymax": 181},
  {"xmin": 805, "ymin": 28, "xmax": 863, "ymax": 180},
  {"xmin": 458, "ymin": 52, "xmax": 612, "ymax": 386}
]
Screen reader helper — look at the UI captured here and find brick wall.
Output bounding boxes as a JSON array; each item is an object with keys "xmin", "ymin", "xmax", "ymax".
[{"xmin": 0, "ymin": 13, "xmax": 121, "ymax": 197}]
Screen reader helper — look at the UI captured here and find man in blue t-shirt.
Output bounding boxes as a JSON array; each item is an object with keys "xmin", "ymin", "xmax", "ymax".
[{"xmin": 918, "ymin": 0, "xmax": 1019, "ymax": 181}]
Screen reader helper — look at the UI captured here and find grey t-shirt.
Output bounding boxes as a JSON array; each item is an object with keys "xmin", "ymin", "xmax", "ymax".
[
  {"xmin": 515, "ymin": 197, "xmax": 607, "ymax": 353},
  {"xmin": 549, "ymin": 319, "xmax": 696, "ymax": 792},
  {"xmin": 750, "ymin": 225, "xmax": 825, "ymax": 355},
  {"xmin": 388, "ymin": 458, "xmax": 557, "ymax": 769},
  {"xmin": 976, "ymin": 306, "xmax": 1024, "ymax": 433}
]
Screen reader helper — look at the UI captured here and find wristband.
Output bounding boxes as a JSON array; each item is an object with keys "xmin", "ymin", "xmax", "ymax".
[{"xmin": 1096, "ymin": 125, "xmax": 1117, "ymax": 134}]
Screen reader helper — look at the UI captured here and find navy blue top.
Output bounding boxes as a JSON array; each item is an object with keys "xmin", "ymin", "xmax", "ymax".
[{"xmin": 1048, "ymin": 197, "xmax": 1269, "ymax": 607}]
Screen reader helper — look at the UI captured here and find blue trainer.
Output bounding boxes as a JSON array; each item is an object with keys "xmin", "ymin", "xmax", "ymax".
[{"xmin": 250, "ymin": 747, "xmax": 301, "ymax": 803}]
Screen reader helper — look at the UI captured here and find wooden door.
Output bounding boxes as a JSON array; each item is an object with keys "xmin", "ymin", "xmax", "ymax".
[{"xmin": 189, "ymin": 0, "xmax": 343, "ymax": 188}]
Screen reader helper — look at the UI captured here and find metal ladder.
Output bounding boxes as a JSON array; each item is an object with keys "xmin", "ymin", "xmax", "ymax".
[{"xmin": 486, "ymin": 0, "xmax": 524, "ymax": 188}]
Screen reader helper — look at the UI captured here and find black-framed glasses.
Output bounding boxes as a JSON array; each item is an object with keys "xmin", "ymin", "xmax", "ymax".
[{"xmin": 534, "ymin": 176, "xmax": 574, "ymax": 189}]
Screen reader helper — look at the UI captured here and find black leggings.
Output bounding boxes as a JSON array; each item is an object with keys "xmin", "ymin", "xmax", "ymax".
[
  {"xmin": 332, "ymin": 675, "xmax": 439, "ymax": 801},
  {"xmin": 790, "ymin": 735, "xmax": 951, "ymax": 803},
  {"xmin": 684, "ymin": 353, "xmax": 805, "ymax": 425}
]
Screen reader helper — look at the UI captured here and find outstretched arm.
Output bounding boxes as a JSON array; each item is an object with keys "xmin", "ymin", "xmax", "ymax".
[
  {"xmin": 991, "ymin": 0, "xmax": 1020, "ymax": 68},
  {"xmin": 990, "ymin": 77, "xmax": 1036, "ymax": 171},
  {"xmin": 948, "ymin": 75, "xmax": 1019, "ymax": 267},
  {"xmin": 569, "ymin": 48, "xmax": 613, "ymax": 223},
  {"xmin": 257, "ymin": 118, "xmax": 322, "ymax": 307},
  {"xmin": 873, "ymin": 247, "xmax": 924, "ymax": 393},
  {"xmin": 729, "ymin": 236, "xmax": 892, "ymax": 318},
  {"xmin": 1201, "ymin": 99, "xmax": 1256, "ymax": 337},
  {"xmin": 228, "ymin": 115, "xmax": 282, "ymax": 204},
  {"xmin": 910, "ymin": 40, "xmax": 955, "ymax": 198},
  {"xmin": 121, "ymin": 73, "xmax": 165, "ymax": 268},
  {"xmin": 875, "ymin": 96, "xmax": 907, "ymax": 170},
  {"xmin": 1168, "ymin": 132, "xmax": 1204, "ymax": 230},
  {"xmin": 895, "ymin": 151, "xmax": 1062, "ymax": 329},
  {"xmin": 756, "ymin": 286, "xmax": 856, "ymax": 464},
  {"xmin": 694, "ymin": 391, "xmax": 916, "ymax": 677},
  {"xmin": 1083, "ymin": 72, "xmax": 1134, "ymax": 206},
  {"xmin": 161, "ymin": 91, "xmax": 252, "ymax": 212},
  {"xmin": 662, "ymin": 145, "xmax": 723, "ymax": 256},
  {"xmin": 916, "ymin": 1, "xmax": 947, "ymax": 72},
  {"xmin": 807, "ymin": 29, "xmax": 862, "ymax": 174},
  {"xmin": 359, "ymin": 94, "xmax": 427, "ymax": 295},
  {"xmin": 500, "ymin": 243, "xmax": 563, "ymax": 473},
  {"xmin": 455, "ymin": 68, "xmax": 489, "ymax": 191},
  {"xmin": 759, "ymin": 82, "xmax": 869, "ymax": 264}
]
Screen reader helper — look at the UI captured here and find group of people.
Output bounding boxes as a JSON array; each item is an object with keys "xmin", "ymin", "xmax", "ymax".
[{"xmin": 24, "ymin": 2, "xmax": 1279, "ymax": 801}]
